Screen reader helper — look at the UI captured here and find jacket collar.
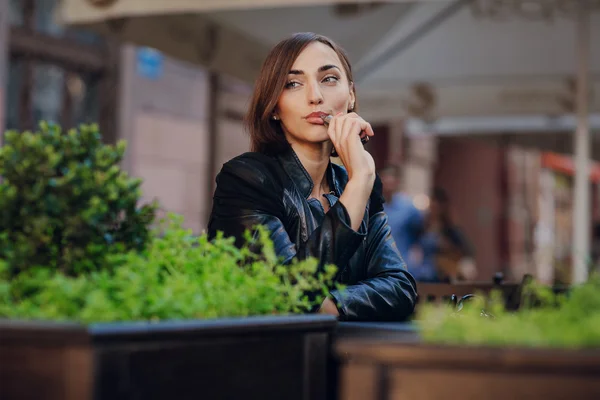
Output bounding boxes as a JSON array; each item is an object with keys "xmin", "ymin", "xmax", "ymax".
[{"xmin": 277, "ymin": 147, "xmax": 343, "ymax": 198}]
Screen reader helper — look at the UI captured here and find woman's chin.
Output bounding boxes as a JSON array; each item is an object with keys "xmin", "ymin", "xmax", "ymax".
[
  {"xmin": 296, "ymin": 134, "xmax": 330, "ymax": 146},
  {"xmin": 309, "ymin": 129, "xmax": 331, "ymax": 143},
  {"xmin": 287, "ymin": 128, "xmax": 331, "ymax": 150},
  {"xmin": 311, "ymin": 137, "xmax": 333, "ymax": 148}
]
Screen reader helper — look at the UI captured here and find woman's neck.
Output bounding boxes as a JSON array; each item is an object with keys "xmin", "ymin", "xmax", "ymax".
[{"xmin": 291, "ymin": 143, "xmax": 331, "ymax": 198}]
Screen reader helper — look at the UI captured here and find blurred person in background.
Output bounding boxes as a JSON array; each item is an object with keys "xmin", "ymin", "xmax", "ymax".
[
  {"xmin": 412, "ymin": 187, "xmax": 477, "ymax": 283},
  {"xmin": 380, "ymin": 165, "xmax": 425, "ymax": 273},
  {"xmin": 208, "ymin": 32, "xmax": 417, "ymax": 321}
]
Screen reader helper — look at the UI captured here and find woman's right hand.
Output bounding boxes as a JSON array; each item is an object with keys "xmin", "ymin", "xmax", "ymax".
[
  {"xmin": 327, "ymin": 112, "xmax": 377, "ymax": 231},
  {"xmin": 327, "ymin": 112, "xmax": 376, "ymax": 186}
]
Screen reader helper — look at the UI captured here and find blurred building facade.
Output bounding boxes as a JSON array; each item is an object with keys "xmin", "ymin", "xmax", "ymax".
[
  {"xmin": 0, "ymin": 0, "xmax": 252, "ymax": 234},
  {"xmin": 2, "ymin": 0, "xmax": 118, "ymax": 140}
]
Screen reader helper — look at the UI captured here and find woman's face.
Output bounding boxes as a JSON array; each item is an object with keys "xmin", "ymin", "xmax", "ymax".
[{"xmin": 274, "ymin": 41, "xmax": 355, "ymax": 150}]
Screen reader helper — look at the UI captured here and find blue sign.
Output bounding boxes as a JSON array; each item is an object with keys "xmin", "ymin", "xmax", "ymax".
[{"xmin": 136, "ymin": 47, "xmax": 164, "ymax": 80}]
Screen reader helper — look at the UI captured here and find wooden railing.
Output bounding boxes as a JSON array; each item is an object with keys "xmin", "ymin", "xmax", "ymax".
[
  {"xmin": 415, "ymin": 274, "xmax": 570, "ymax": 311},
  {"xmin": 416, "ymin": 282, "xmax": 520, "ymax": 307}
]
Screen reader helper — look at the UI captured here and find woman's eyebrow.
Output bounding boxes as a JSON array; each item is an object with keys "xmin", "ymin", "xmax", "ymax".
[{"xmin": 288, "ymin": 64, "xmax": 341, "ymax": 75}]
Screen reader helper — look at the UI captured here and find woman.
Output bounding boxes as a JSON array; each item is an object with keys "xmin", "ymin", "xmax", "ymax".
[
  {"xmin": 409, "ymin": 188, "xmax": 476, "ymax": 283},
  {"xmin": 208, "ymin": 32, "xmax": 417, "ymax": 321}
]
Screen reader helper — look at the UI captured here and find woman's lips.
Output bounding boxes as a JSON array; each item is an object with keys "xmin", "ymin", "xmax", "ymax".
[
  {"xmin": 304, "ymin": 111, "xmax": 330, "ymax": 125},
  {"xmin": 306, "ymin": 117, "xmax": 326, "ymax": 125}
]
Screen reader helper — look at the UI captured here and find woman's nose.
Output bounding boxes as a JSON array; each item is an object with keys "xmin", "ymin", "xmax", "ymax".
[{"xmin": 307, "ymin": 81, "xmax": 324, "ymax": 105}]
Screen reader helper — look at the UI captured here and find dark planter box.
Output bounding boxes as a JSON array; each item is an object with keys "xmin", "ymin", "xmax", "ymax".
[
  {"xmin": 0, "ymin": 314, "xmax": 337, "ymax": 400},
  {"xmin": 335, "ymin": 338, "xmax": 600, "ymax": 400},
  {"xmin": 335, "ymin": 322, "xmax": 419, "ymax": 342}
]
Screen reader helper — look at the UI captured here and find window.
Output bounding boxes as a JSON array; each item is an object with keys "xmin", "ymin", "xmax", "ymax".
[
  {"xmin": 69, "ymin": 72, "xmax": 100, "ymax": 126},
  {"xmin": 34, "ymin": 0, "xmax": 103, "ymax": 45},
  {"xmin": 9, "ymin": 0, "xmax": 23, "ymax": 26},
  {"xmin": 6, "ymin": 0, "xmax": 118, "ymax": 142},
  {"xmin": 31, "ymin": 63, "xmax": 64, "ymax": 125},
  {"xmin": 6, "ymin": 60, "xmax": 22, "ymax": 130}
]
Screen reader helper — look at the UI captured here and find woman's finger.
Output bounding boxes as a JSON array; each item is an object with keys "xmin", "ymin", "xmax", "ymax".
[
  {"xmin": 346, "ymin": 113, "xmax": 374, "ymax": 139},
  {"xmin": 363, "ymin": 121, "xmax": 375, "ymax": 137},
  {"xmin": 335, "ymin": 114, "xmax": 346, "ymax": 159},
  {"xmin": 327, "ymin": 112, "xmax": 341, "ymax": 145}
]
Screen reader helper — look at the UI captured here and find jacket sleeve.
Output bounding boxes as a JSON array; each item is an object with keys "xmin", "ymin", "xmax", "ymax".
[
  {"xmin": 329, "ymin": 211, "xmax": 418, "ymax": 321},
  {"xmin": 330, "ymin": 176, "xmax": 418, "ymax": 322},
  {"xmin": 207, "ymin": 155, "xmax": 366, "ymax": 271}
]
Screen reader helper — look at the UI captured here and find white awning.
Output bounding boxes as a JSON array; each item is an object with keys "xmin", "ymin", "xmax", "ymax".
[{"xmin": 59, "ymin": 0, "xmax": 414, "ymax": 83}]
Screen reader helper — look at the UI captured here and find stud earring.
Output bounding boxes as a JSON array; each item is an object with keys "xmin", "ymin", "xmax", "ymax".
[{"xmin": 272, "ymin": 115, "xmax": 279, "ymax": 120}]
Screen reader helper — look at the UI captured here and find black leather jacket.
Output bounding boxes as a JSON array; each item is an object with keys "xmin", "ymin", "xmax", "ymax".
[{"xmin": 207, "ymin": 147, "xmax": 417, "ymax": 321}]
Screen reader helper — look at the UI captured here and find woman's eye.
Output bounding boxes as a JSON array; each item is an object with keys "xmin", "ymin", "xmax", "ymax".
[
  {"xmin": 323, "ymin": 76, "xmax": 339, "ymax": 83},
  {"xmin": 285, "ymin": 81, "xmax": 300, "ymax": 89}
]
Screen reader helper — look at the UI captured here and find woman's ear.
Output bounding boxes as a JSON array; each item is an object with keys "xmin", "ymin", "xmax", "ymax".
[
  {"xmin": 349, "ymin": 81, "xmax": 356, "ymax": 110},
  {"xmin": 271, "ymin": 107, "xmax": 280, "ymax": 120}
]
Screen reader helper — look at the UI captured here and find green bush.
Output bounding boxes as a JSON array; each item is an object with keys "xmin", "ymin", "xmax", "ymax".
[
  {"xmin": 0, "ymin": 122, "xmax": 338, "ymax": 323},
  {"xmin": 417, "ymin": 275, "xmax": 600, "ymax": 348},
  {"xmin": 0, "ymin": 214, "xmax": 338, "ymax": 323},
  {"xmin": 0, "ymin": 122, "xmax": 157, "ymax": 276}
]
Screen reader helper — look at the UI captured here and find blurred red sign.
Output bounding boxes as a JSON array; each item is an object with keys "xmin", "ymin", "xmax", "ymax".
[{"xmin": 541, "ymin": 153, "xmax": 600, "ymax": 182}]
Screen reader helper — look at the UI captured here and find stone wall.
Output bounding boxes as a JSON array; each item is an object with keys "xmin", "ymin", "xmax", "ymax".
[{"xmin": 120, "ymin": 46, "xmax": 210, "ymax": 233}]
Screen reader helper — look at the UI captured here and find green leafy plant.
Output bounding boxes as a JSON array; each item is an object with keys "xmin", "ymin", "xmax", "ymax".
[
  {"xmin": 0, "ymin": 122, "xmax": 157, "ymax": 276},
  {"xmin": 417, "ymin": 275, "xmax": 600, "ymax": 348},
  {"xmin": 0, "ymin": 122, "xmax": 338, "ymax": 323},
  {"xmin": 0, "ymin": 214, "xmax": 339, "ymax": 323}
]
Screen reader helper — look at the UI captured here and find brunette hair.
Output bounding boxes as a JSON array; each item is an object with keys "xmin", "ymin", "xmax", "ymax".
[
  {"xmin": 245, "ymin": 32, "xmax": 356, "ymax": 155},
  {"xmin": 428, "ymin": 187, "xmax": 454, "ymax": 230}
]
